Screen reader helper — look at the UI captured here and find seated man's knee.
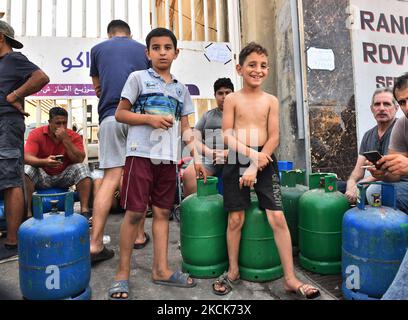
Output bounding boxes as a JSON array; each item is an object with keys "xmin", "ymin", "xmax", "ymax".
[{"xmin": 228, "ymin": 212, "xmax": 245, "ymax": 231}]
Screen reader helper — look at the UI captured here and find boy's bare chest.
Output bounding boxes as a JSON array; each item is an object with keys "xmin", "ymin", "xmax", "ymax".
[{"xmin": 235, "ymin": 103, "xmax": 269, "ymax": 123}]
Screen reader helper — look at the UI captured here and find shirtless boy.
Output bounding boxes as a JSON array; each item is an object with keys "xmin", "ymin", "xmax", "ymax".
[{"xmin": 212, "ymin": 42, "xmax": 320, "ymax": 299}]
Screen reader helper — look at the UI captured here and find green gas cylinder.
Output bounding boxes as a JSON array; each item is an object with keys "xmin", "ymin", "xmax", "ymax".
[
  {"xmin": 238, "ymin": 193, "xmax": 283, "ymax": 282},
  {"xmin": 298, "ymin": 173, "xmax": 349, "ymax": 274},
  {"xmin": 180, "ymin": 177, "xmax": 228, "ymax": 278},
  {"xmin": 281, "ymin": 170, "xmax": 308, "ymax": 249}
]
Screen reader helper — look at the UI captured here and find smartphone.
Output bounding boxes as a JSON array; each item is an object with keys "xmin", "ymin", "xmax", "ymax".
[
  {"xmin": 55, "ymin": 155, "xmax": 64, "ymax": 163},
  {"xmin": 363, "ymin": 151, "xmax": 382, "ymax": 168}
]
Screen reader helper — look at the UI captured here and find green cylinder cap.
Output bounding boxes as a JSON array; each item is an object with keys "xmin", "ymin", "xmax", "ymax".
[
  {"xmin": 281, "ymin": 170, "xmax": 297, "ymax": 187},
  {"xmin": 197, "ymin": 177, "xmax": 218, "ymax": 197},
  {"xmin": 308, "ymin": 173, "xmax": 328, "ymax": 190},
  {"xmin": 295, "ymin": 170, "xmax": 306, "ymax": 186},
  {"xmin": 324, "ymin": 175, "xmax": 337, "ymax": 193}
]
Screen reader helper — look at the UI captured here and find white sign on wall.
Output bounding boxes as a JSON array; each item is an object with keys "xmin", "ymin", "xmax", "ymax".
[
  {"xmin": 18, "ymin": 37, "xmax": 235, "ymax": 99},
  {"xmin": 350, "ymin": 0, "xmax": 407, "ymax": 146}
]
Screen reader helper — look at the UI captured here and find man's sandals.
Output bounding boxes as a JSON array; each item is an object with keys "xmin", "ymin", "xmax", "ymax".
[{"xmin": 212, "ymin": 272, "xmax": 241, "ymax": 296}]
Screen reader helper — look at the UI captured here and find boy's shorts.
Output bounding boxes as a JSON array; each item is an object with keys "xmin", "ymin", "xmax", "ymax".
[
  {"xmin": 98, "ymin": 116, "xmax": 128, "ymax": 169},
  {"xmin": 222, "ymin": 150, "xmax": 282, "ymax": 212},
  {"xmin": 120, "ymin": 156, "xmax": 176, "ymax": 212}
]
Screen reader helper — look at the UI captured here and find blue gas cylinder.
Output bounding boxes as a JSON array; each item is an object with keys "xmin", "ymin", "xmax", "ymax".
[
  {"xmin": 36, "ymin": 187, "xmax": 70, "ymax": 213},
  {"xmin": 342, "ymin": 183, "xmax": 408, "ymax": 300},
  {"xmin": 18, "ymin": 191, "xmax": 91, "ymax": 300},
  {"xmin": 0, "ymin": 191, "xmax": 6, "ymax": 231},
  {"xmin": 0, "ymin": 198, "xmax": 6, "ymax": 232}
]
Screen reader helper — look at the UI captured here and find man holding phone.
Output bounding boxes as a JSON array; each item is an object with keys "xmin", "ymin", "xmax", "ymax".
[
  {"xmin": 24, "ymin": 107, "xmax": 92, "ymax": 218},
  {"xmin": 340, "ymin": 87, "xmax": 398, "ymax": 204},
  {"xmin": 368, "ymin": 73, "xmax": 408, "ymax": 300},
  {"xmin": 368, "ymin": 73, "xmax": 408, "ymax": 214}
]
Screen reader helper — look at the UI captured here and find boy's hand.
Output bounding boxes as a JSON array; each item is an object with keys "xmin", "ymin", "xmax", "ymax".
[
  {"xmin": 251, "ymin": 151, "xmax": 272, "ymax": 170},
  {"xmin": 6, "ymin": 92, "xmax": 30, "ymax": 117},
  {"xmin": 194, "ymin": 163, "xmax": 207, "ymax": 183},
  {"xmin": 240, "ymin": 165, "xmax": 258, "ymax": 189},
  {"xmin": 150, "ymin": 115, "xmax": 174, "ymax": 130}
]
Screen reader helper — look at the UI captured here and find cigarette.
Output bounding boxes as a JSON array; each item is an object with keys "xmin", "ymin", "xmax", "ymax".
[{"xmin": 361, "ymin": 165, "xmax": 375, "ymax": 169}]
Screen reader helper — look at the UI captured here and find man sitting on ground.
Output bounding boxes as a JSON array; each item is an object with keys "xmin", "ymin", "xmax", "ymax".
[
  {"xmin": 24, "ymin": 107, "xmax": 92, "ymax": 217},
  {"xmin": 338, "ymin": 87, "xmax": 398, "ymax": 204},
  {"xmin": 182, "ymin": 78, "xmax": 234, "ymax": 197}
]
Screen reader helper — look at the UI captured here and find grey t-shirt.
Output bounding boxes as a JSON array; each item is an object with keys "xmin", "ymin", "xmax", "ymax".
[
  {"xmin": 389, "ymin": 117, "xmax": 408, "ymax": 153},
  {"xmin": 195, "ymin": 107, "xmax": 224, "ymax": 151},
  {"xmin": 359, "ymin": 119, "xmax": 397, "ymax": 155}
]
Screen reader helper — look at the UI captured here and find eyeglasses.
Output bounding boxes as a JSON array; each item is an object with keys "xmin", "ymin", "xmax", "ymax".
[{"xmin": 398, "ymin": 98, "xmax": 408, "ymax": 107}]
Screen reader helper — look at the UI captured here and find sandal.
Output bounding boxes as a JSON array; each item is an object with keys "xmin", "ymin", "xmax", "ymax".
[
  {"xmin": 152, "ymin": 270, "xmax": 196, "ymax": 288},
  {"xmin": 286, "ymin": 283, "xmax": 321, "ymax": 299},
  {"xmin": 212, "ymin": 272, "xmax": 241, "ymax": 296},
  {"xmin": 108, "ymin": 280, "xmax": 130, "ymax": 300},
  {"xmin": 91, "ymin": 246, "xmax": 114, "ymax": 264},
  {"xmin": 133, "ymin": 232, "xmax": 150, "ymax": 250}
]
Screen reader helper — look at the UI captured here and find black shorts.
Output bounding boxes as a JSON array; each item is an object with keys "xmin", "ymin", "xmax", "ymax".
[
  {"xmin": 222, "ymin": 150, "xmax": 282, "ymax": 212},
  {"xmin": 0, "ymin": 114, "xmax": 25, "ymax": 191}
]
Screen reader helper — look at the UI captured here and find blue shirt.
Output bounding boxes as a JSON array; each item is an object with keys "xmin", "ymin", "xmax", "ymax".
[
  {"xmin": 121, "ymin": 68, "xmax": 195, "ymax": 162},
  {"xmin": 0, "ymin": 52, "xmax": 39, "ymax": 116},
  {"xmin": 89, "ymin": 36, "xmax": 149, "ymax": 124}
]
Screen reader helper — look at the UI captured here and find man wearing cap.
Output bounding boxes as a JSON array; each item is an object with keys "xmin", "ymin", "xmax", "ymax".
[{"xmin": 0, "ymin": 20, "xmax": 49, "ymax": 260}]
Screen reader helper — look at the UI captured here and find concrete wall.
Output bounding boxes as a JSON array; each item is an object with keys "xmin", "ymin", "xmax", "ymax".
[
  {"xmin": 302, "ymin": 0, "xmax": 357, "ymax": 179},
  {"xmin": 239, "ymin": 0, "xmax": 358, "ymax": 179},
  {"xmin": 239, "ymin": 0, "xmax": 306, "ymax": 170}
]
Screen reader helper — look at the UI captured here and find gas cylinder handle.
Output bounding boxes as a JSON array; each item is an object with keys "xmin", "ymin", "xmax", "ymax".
[
  {"xmin": 32, "ymin": 194, "xmax": 44, "ymax": 220},
  {"xmin": 64, "ymin": 192, "xmax": 74, "ymax": 217},
  {"xmin": 197, "ymin": 177, "xmax": 218, "ymax": 197},
  {"xmin": 32, "ymin": 191, "xmax": 74, "ymax": 219},
  {"xmin": 357, "ymin": 182, "xmax": 397, "ymax": 210},
  {"xmin": 281, "ymin": 170, "xmax": 297, "ymax": 187}
]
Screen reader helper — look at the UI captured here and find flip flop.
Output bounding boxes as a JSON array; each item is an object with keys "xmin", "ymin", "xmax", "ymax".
[
  {"xmin": 286, "ymin": 283, "xmax": 321, "ymax": 299},
  {"xmin": 133, "ymin": 232, "xmax": 150, "ymax": 250},
  {"xmin": 212, "ymin": 271, "xmax": 241, "ymax": 296},
  {"xmin": 152, "ymin": 270, "xmax": 196, "ymax": 288},
  {"xmin": 297, "ymin": 284, "xmax": 320, "ymax": 299},
  {"xmin": 0, "ymin": 243, "xmax": 18, "ymax": 261},
  {"xmin": 108, "ymin": 280, "xmax": 130, "ymax": 300},
  {"xmin": 91, "ymin": 246, "xmax": 114, "ymax": 264}
]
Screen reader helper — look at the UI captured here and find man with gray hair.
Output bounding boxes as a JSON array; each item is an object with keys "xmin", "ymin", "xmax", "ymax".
[
  {"xmin": 368, "ymin": 73, "xmax": 408, "ymax": 300},
  {"xmin": 0, "ymin": 20, "xmax": 49, "ymax": 260},
  {"xmin": 340, "ymin": 87, "xmax": 398, "ymax": 204}
]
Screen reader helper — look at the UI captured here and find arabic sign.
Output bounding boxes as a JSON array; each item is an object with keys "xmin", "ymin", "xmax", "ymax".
[
  {"xmin": 61, "ymin": 51, "xmax": 91, "ymax": 73},
  {"xmin": 350, "ymin": 0, "xmax": 407, "ymax": 145},
  {"xmin": 31, "ymin": 84, "xmax": 95, "ymax": 97},
  {"xmin": 18, "ymin": 37, "xmax": 235, "ymax": 99}
]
